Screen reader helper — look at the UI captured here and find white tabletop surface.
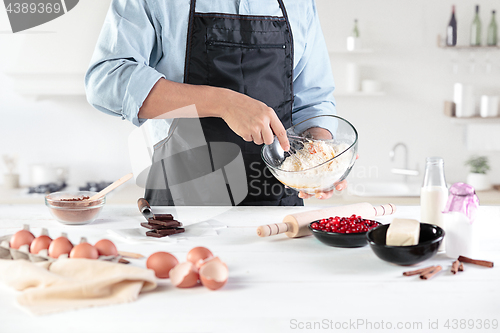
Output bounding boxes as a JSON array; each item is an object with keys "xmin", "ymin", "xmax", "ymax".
[{"xmin": 0, "ymin": 204, "xmax": 499, "ymax": 333}]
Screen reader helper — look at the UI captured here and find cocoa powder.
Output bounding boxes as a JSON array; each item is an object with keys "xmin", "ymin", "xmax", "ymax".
[
  {"xmin": 60, "ymin": 196, "xmax": 90, "ymax": 202},
  {"xmin": 48, "ymin": 197, "xmax": 103, "ymax": 224}
]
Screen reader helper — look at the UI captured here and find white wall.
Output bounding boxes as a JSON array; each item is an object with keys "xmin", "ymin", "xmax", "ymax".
[
  {"xmin": 0, "ymin": 0, "xmax": 135, "ymax": 186},
  {"xmin": 0, "ymin": 0, "xmax": 499, "ymax": 188},
  {"xmin": 316, "ymin": 0, "xmax": 500, "ymax": 185}
]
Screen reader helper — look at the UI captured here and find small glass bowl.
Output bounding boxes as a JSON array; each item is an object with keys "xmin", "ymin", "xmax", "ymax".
[
  {"xmin": 262, "ymin": 115, "xmax": 358, "ymax": 194},
  {"xmin": 308, "ymin": 220, "xmax": 381, "ymax": 248},
  {"xmin": 45, "ymin": 191, "xmax": 105, "ymax": 225}
]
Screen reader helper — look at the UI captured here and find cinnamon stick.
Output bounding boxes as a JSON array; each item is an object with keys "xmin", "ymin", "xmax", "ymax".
[
  {"xmin": 458, "ymin": 262, "xmax": 464, "ymax": 271},
  {"xmin": 403, "ymin": 265, "xmax": 436, "ymax": 277},
  {"xmin": 420, "ymin": 265, "xmax": 442, "ymax": 280},
  {"xmin": 451, "ymin": 260, "xmax": 460, "ymax": 274},
  {"xmin": 458, "ymin": 256, "xmax": 494, "ymax": 268}
]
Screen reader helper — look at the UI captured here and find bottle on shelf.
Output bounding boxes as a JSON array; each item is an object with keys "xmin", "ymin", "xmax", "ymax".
[
  {"xmin": 347, "ymin": 19, "xmax": 361, "ymax": 51},
  {"xmin": 470, "ymin": 5, "xmax": 482, "ymax": 46},
  {"xmin": 487, "ymin": 10, "xmax": 498, "ymax": 46},
  {"xmin": 447, "ymin": 5, "xmax": 457, "ymax": 46},
  {"xmin": 352, "ymin": 19, "xmax": 360, "ymax": 38},
  {"xmin": 420, "ymin": 157, "xmax": 448, "ymax": 251}
]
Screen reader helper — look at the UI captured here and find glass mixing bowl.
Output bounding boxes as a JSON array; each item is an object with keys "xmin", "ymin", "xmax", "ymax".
[
  {"xmin": 261, "ymin": 115, "xmax": 358, "ymax": 194},
  {"xmin": 45, "ymin": 191, "xmax": 105, "ymax": 225}
]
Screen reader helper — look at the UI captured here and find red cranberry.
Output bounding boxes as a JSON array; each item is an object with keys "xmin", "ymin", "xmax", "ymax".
[{"xmin": 313, "ymin": 216, "xmax": 381, "ymax": 234}]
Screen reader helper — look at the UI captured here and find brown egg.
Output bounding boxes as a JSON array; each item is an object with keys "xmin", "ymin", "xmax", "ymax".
[
  {"xmin": 199, "ymin": 256, "xmax": 223, "ymax": 268},
  {"xmin": 30, "ymin": 235, "xmax": 53, "ymax": 254},
  {"xmin": 10, "ymin": 229, "xmax": 35, "ymax": 249},
  {"xmin": 94, "ymin": 239, "xmax": 118, "ymax": 256},
  {"xmin": 187, "ymin": 247, "xmax": 213, "ymax": 268},
  {"xmin": 170, "ymin": 262, "xmax": 199, "ymax": 288},
  {"xmin": 146, "ymin": 252, "xmax": 178, "ymax": 279},
  {"xmin": 70, "ymin": 242, "xmax": 99, "ymax": 259},
  {"xmin": 199, "ymin": 259, "xmax": 228, "ymax": 291},
  {"xmin": 48, "ymin": 236, "xmax": 74, "ymax": 258}
]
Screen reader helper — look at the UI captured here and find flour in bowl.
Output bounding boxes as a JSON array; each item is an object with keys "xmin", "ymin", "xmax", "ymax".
[
  {"xmin": 274, "ymin": 140, "xmax": 353, "ymax": 193},
  {"xmin": 281, "ymin": 141, "xmax": 349, "ymax": 172}
]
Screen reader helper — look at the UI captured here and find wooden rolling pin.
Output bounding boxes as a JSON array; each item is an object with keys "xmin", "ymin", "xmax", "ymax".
[{"xmin": 257, "ymin": 202, "xmax": 396, "ymax": 238}]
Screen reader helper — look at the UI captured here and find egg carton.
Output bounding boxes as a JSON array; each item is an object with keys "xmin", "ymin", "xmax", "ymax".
[{"xmin": 0, "ymin": 225, "xmax": 121, "ymax": 263}]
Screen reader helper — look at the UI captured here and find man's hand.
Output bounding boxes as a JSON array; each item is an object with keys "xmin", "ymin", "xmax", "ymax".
[
  {"xmin": 298, "ymin": 180, "xmax": 347, "ymax": 200},
  {"xmin": 301, "ymin": 127, "xmax": 332, "ymax": 140},
  {"xmin": 298, "ymin": 154, "xmax": 359, "ymax": 200},
  {"xmin": 218, "ymin": 88, "xmax": 289, "ymax": 151}
]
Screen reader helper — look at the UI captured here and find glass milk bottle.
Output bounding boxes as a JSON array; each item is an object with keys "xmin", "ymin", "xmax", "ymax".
[
  {"xmin": 443, "ymin": 183, "xmax": 479, "ymax": 258},
  {"xmin": 420, "ymin": 157, "xmax": 448, "ymax": 250}
]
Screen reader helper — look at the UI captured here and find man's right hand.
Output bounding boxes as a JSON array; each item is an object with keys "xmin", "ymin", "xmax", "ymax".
[
  {"xmin": 216, "ymin": 88, "xmax": 290, "ymax": 151},
  {"xmin": 139, "ymin": 79, "xmax": 289, "ymax": 151}
]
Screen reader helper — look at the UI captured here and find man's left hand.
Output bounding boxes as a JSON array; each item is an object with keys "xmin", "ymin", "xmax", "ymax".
[{"xmin": 298, "ymin": 180, "xmax": 347, "ymax": 200}]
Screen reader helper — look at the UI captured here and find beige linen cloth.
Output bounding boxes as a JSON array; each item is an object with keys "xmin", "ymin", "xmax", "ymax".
[{"xmin": 0, "ymin": 258, "xmax": 157, "ymax": 315}]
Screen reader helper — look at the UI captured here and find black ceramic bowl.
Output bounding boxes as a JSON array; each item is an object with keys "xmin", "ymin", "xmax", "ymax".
[
  {"xmin": 366, "ymin": 223, "xmax": 444, "ymax": 266},
  {"xmin": 308, "ymin": 221, "xmax": 378, "ymax": 248}
]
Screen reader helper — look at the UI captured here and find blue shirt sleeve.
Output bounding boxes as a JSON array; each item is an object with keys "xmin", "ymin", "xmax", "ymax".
[
  {"xmin": 85, "ymin": 0, "xmax": 165, "ymax": 127},
  {"xmin": 291, "ymin": 0, "xmax": 336, "ymax": 131}
]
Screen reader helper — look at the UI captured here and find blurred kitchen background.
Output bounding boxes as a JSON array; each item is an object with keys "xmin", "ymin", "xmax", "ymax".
[{"xmin": 0, "ymin": 0, "xmax": 499, "ymax": 204}]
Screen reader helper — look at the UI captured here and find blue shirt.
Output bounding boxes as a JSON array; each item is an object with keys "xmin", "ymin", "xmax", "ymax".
[{"xmin": 85, "ymin": 0, "xmax": 336, "ymax": 134}]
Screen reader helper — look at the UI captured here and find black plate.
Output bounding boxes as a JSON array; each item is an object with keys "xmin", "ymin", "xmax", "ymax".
[
  {"xmin": 366, "ymin": 223, "xmax": 444, "ymax": 266},
  {"xmin": 308, "ymin": 221, "xmax": 376, "ymax": 248}
]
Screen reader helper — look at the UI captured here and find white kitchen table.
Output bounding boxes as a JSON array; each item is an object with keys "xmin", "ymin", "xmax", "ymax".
[{"xmin": 0, "ymin": 204, "xmax": 499, "ymax": 333}]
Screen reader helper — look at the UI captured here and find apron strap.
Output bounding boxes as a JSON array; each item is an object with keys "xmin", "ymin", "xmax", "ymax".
[
  {"xmin": 276, "ymin": 0, "xmax": 287, "ymax": 19},
  {"xmin": 276, "ymin": 0, "xmax": 294, "ymax": 108},
  {"xmin": 183, "ymin": 0, "xmax": 198, "ymax": 83}
]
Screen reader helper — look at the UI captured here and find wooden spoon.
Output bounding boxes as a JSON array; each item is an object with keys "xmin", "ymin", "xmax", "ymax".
[{"xmin": 87, "ymin": 173, "xmax": 133, "ymax": 201}]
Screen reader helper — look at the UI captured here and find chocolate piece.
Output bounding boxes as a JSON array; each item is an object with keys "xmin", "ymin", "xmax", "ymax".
[
  {"xmin": 145, "ymin": 231, "xmax": 168, "ymax": 238},
  {"xmin": 155, "ymin": 228, "xmax": 185, "ymax": 236},
  {"xmin": 141, "ymin": 222, "xmax": 182, "ymax": 230},
  {"xmin": 146, "ymin": 228, "xmax": 186, "ymax": 237},
  {"xmin": 145, "ymin": 228, "xmax": 185, "ymax": 237},
  {"xmin": 148, "ymin": 218, "xmax": 180, "ymax": 227},
  {"xmin": 153, "ymin": 214, "xmax": 174, "ymax": 221},
  {"xmin": 141, "ymin": 223, "xmax": 163, "ymax": 230}
]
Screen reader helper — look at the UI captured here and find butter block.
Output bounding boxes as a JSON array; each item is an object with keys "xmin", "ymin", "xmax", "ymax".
[{"xmin": 386, "ymin": 218, "xmax": 420, "ymax": 246}]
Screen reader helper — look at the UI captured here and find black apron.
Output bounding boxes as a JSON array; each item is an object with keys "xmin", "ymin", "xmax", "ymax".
[{"xmin": 144, "ymin": 0, "xmax": 303, "ymax": 206}]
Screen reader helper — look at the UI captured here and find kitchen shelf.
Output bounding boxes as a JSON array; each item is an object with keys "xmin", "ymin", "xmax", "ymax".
[
  {"xmin": 335, "ymin": 91, "xmax": 386, "ymax": 97},
  {"xmin": 329, "ymin": 49, "xmax": 374, "ymax": 55},
  {"xmin": 439, "ymin": 45, "xmax": 500, "ymax": 51},
  {"xmin": 449, "ymin": 116, "xmax": 500, "ymax": 124}
]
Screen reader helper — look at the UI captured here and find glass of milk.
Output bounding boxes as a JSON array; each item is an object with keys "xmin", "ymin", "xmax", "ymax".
[{"xmin": 421, "ymin": 157, "xmax": 448, "ymax": 251}]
